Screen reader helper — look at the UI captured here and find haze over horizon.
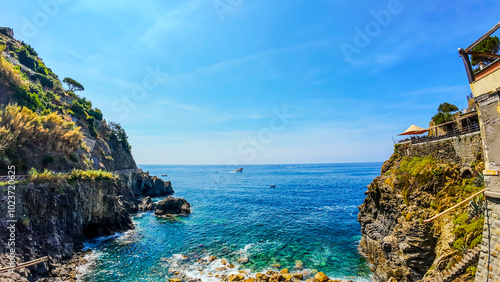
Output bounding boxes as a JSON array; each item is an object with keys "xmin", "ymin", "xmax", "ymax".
[{"xmin": 1, "ymin": 1, "xmax": 499, "ymax": 165}]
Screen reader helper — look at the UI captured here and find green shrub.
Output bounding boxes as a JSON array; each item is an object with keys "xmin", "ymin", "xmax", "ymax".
[
  {"xmin": 452, "ymin": 211, "xmax": 484, "ymax": 250},
  {"xmin": 13, "ymin": 66, "xmax": 29, "ymax": 81},
  {"xmin": 432, "ymin": 103, "xmax": 459, "ymax": 125},
  {"xmin": 69, "ymin": 153, "xmax": 78, "ymax": 163},
  {"xmin": 394, "ymin": 143, "xmax": 401, "ymax": 153},
  {"xmin": 470, "ymin": 235, "xmax": 483, "ymax": 248},
  {"xmin": 69, "ymin": 169, "xmax": 115, "ymax": 180},
  {"xmin": 109, "ymin": 121, "xmax": 131, "ymax": 153},
  {"xmin": 397, "ymin": 156, "xmax": 438, "ymax": 185},
  {"xmin": 36, "ymin": 62, "xmax": 48, "ymax": 75},
  {"xmin": 467, "ymin": 266, "xmax": 477, "ymax": 276},
  {"xmin": 24, "ymin": 44, "xmax": 38, "ymax": 56},
  {"xmin": 13, "ymin": 87, "xmax": 44, "ymax": 111},
  {"xmin": 453, "ymin": 237, "xmax": 465, "ymax": 251},
  {"xmin": 402, "ymin": 188, "xmax": 410, "ymax": 206},
  {"xmin": 42, "ymin": 155, "xmax": 56, "ymax": 165},
  {"xmin": 18, "ymin": 47, "xmax": 37, "ymax": 70},
  {"xmin": 33, "ymin": 73, "xmax": 54, "ymax": 88},
  {"xmin": 399, "ymin": 156, "xmax": 437, "ymax": 176},
  {"xmin": 88, "ymin": 108, "xmax": 103, "ymax": 120},
  {"xmin": 20, "ymin": 216, "xmax": 30, "ymax": 227},
  {"xmin": 71, "ymin": 100, "xmax": 87, "ymax": 117},
  {"xmin": 89, "ymin": 125, "xmax": 98, "ymax": 137},
  {"xmin": 86, "ymin": 116, "xmax": 95, "ymax": 126},
  {"xmin": 29, "ymin": 168, "xmax": 65, "ymax": 184}
]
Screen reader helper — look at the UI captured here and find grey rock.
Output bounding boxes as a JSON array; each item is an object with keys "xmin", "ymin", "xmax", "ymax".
[
  {"xmin": 154, "ymin": 196, "xmax": 191, "ymax": 216},
  {"xmin": 0, "ymin": 27, "xmax": 14, "ymax": 37}
]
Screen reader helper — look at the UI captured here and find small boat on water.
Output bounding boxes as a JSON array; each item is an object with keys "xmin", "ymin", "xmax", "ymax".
[
  {"xmin": 161, "ymin": 174, "xmax": 168, "ymax": 177},
  {"xmin": 270, "ymin": 185, "xmax": 276, "ymax": 188},
  {"xmin": 234, "ymin": 168, "xmax": 243, "ymax": 173}
]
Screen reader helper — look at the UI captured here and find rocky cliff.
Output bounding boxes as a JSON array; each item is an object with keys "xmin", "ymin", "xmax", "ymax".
[
  {"xmin": 0, "ymin": 27, "xmax": 185, "ymax": 281},
  {"xmin": 0, "ymin": 171, "xmax": 174, "ymax": 281},
  {"xmin": 358, "ymin": 134, "xmax": 485, "ymax": 281}
]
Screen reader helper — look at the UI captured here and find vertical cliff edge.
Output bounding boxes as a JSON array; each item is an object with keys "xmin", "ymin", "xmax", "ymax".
[{"xmin": 358, "ymin": 134, "xmax": 485, "ymax": 282}]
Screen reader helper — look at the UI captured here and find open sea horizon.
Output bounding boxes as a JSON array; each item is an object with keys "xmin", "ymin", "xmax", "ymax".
[{"xmin": 80, "ymin": 162, "xmax": 382, "ymax": 281}]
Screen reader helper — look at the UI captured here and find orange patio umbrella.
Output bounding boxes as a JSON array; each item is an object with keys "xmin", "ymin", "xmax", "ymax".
[{"xmin": 398, "ymin": 124, "xmax": 428, "ymax": 136}]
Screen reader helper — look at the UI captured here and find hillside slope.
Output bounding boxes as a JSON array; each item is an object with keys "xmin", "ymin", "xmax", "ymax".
[
  {"xmin": 0, "ymin": 27, "xmax": 179, "ymax": 281},
  {"xmin": 0, "ymin": 27, "xmax": 134, "ymax": 174}
]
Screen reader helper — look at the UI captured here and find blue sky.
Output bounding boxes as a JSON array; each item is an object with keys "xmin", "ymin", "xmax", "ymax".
[{"xmin": 1, "ymin": 1, "xmax": 499, "ymax": 165}]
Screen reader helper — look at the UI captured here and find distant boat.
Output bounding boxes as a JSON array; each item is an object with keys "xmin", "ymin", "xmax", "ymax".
[
  {"xmin": 234, "ymin": 168, "xmax": 243, "ymax": 173},
  {"xmin": 270, "ymin": 185, "xmax": 276, "ymax": 188},
  {"xmin": 161, "ymin": 174, "xmax": 168, "ymax": 177}
]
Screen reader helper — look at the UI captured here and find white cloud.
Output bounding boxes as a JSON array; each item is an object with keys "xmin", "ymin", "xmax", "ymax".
[
  {"xmin": 160, "ymin": 99, "xmax": 210, "ymax": 113},
  {"xmin": 401, "ymin": 85, "xmax": 469, "ymax": 98},
  {"xmin": 139, "ymin": 0, "xmax": 203, "ymax": 47},
  {"xmin": 163, "ymin": 38, "xmax": 335, "ymax": 82}
]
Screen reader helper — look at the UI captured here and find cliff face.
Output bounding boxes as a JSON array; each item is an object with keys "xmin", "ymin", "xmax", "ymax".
[
  {"xmin": 0, "ymin": 26, "xmax": 181, "ymax": 280},
  {"xmin": 0, "ymin": 171, "xmax": 173, "ymax": 281},
  {"xmin": 358, "ymin": 134, "xmax": 485, "ymax": 282}
]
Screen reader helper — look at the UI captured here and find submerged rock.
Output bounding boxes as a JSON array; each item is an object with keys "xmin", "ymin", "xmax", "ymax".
[
  {"xmin": 154, "ymin": 196, "xmax": 191, "ymax": 216},
  {"xmin": 237, "ymin": 257, "xmax": 249, "ymax": 264}
]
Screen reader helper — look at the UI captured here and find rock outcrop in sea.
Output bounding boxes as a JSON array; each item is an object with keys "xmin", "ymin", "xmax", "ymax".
[{"xmin": 154, "ymin": 196, "xmax": 192, "ymax": 217}]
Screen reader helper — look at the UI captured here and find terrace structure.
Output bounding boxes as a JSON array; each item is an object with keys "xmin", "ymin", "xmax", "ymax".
[
  {"xmin": 458, "ymin": 22, "xmax": 500, "ymax": 281},
  {"xmin": 397, "ymin": 103, "xmax": 480, "ymax": 145}
]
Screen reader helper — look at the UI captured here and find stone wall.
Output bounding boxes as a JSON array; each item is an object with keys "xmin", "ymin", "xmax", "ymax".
[
  {"xmin": 397, "ymin": 133, "xmax": 482, "ymax": 166},
  {"xmin": 474, "ymin": 92, "xmax": 500, "ymax": 282},
  {"xmin": 475, "ymin": 196, "xmax": 500, "ymax": 281}
]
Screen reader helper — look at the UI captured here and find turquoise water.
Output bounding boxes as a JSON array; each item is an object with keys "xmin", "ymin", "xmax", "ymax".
[{"xmin": 81, "ymin": 163, "xmax": 381, "ymax": 281}]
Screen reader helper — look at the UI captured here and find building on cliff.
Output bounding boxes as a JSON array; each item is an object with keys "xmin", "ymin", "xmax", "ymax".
[
  {"xmin": 458, "ymin": 21, "xmax": 500, "ymax": 281},
  {"xmin": 397, "ymin": 105, "xmax": 480, "ymax": 145},
  {"xmin": 427, "ymin": 109, "xmax": 479, "ymax": 138}
]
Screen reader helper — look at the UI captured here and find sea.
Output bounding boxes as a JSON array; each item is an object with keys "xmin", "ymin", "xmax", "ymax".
[{"xmin": 79, "ymin": 163, "xmax": 382, "ymax": 281}]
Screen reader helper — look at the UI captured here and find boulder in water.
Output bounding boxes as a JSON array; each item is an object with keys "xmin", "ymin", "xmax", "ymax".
[
  {"xmin": 154, "ymin": 196, "xmax": 191, "ymax": 216},
  {"xmin": 314, "ymin": 272, "xmax": 329, "ymax": 282}
]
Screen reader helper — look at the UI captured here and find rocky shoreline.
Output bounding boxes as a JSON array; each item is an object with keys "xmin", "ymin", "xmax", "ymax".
[
  {"xmin": 59, "ymin": 248, "xmax": 358, "ymax": 282},
  {"xmin": 0, "ymin": 170, "xmax": 190, "ymax": 281},
  {"xmin": 160, "ymin": 254, "xmax": 356, "ymax": 282}
]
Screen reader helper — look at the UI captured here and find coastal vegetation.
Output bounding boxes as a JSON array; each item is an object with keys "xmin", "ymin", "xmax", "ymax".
[
  {"xmin": 431, "ymin": 102, "xmax": 459, "ymax": 125},
  {"xmin": 0, "ymin": 104, "xmax": 84, "ymax": 154},
  {"xmin": 28, "ymin": 168, "xmax": 116, "ymax": 184},
  {"xmin": 471, "ymin": 35, "xmax": 500, "ymax": 66},
  {"xmin": 0, "ymin": 28, "xmax": 134, "ymax": 174},
  {"xmin": 63, "ymin": 77, "xmax": 85, "ymax": 92}
]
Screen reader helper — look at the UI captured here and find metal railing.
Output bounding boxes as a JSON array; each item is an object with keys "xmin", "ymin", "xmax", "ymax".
[
  {"xmin": 398, "ymin": 123, "xmax": 480, "ymax": 145},
  {"xmin": 0, "ymin": 175, "xmax": 28, "ymax": 182}
]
